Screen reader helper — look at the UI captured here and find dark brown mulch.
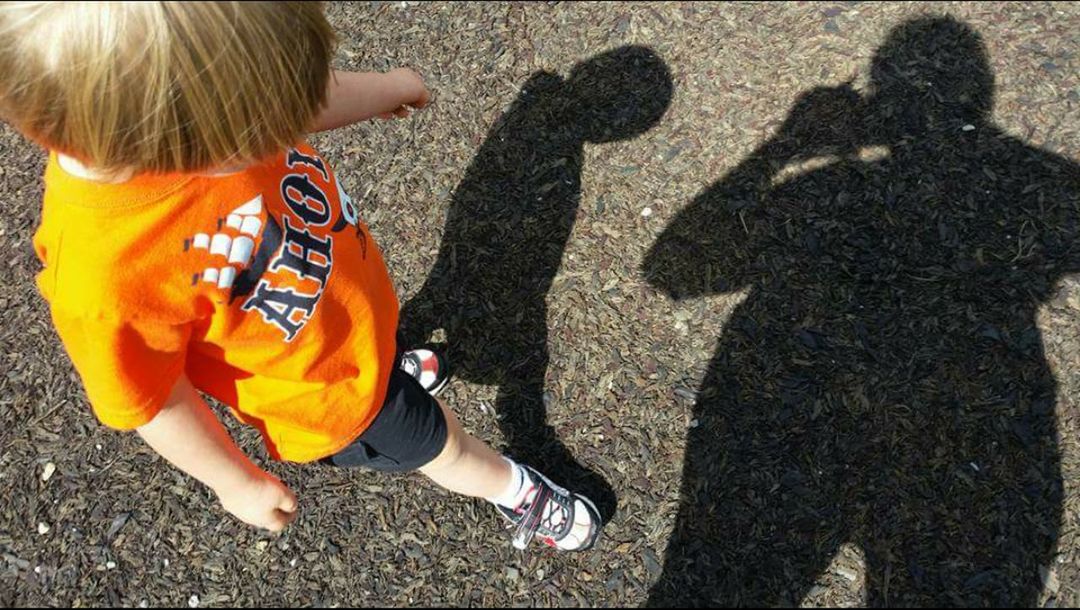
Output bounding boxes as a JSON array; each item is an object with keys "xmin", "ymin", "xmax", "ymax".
[{"xmin": 2, "ymin": 2, "xmax": 1078, "ymax": 607}]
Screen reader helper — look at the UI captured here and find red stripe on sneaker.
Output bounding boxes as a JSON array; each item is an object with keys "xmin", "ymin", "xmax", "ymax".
[{"xmin": 422, "ymin": 357, "xmax": 439, "ymax": 374}]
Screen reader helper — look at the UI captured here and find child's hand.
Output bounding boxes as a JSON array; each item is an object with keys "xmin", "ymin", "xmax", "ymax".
[
  {"xmin": 378, "ymin": 68, "xmax": 430, "ymax": 120},
  {"xmin": 217, "ymin": 471, "xmax": 298, "ymax": 532}
]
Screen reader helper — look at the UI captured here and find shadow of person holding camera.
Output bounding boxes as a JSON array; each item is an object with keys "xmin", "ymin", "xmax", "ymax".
[{"xmin": 644, "ymin": 17, "xmax": 1078, "ymax": 606}]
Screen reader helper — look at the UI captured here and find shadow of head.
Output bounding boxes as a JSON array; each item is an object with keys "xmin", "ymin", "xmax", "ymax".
[
  {"xmin": 865, "ymin": 15, "xmax": 995, "ymax": 140},
  {"xmin": 558, "ymin": 45, "xmax": 674, "ymax": 143}
]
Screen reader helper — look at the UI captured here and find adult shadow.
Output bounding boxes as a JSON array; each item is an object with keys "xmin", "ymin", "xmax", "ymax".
[
  {"xmin": 400, "ymin": 46, "xmax": 674, "ymax": 520},
  {"xmin": 643, "ymin": 17, "xmax": 1078, "ymax": 606}
]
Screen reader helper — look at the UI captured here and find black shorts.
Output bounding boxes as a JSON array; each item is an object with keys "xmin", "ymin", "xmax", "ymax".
[{"xmin": 326, "ymin": 368, "xmax": 449, "ymax": 472}]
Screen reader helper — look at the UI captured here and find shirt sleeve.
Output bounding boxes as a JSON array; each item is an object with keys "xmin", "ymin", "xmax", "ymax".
[{"xmin": 49, "ymin": 308, "xmax": 190, "ymax": 430}]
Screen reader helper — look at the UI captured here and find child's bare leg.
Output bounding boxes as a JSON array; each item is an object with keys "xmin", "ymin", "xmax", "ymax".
[
  {"xmin": 393, "ymin": 350, "xmax": 599, "ymax": 549},
  {"xmin": 418, "ymin": 399, "xmax": 511, "ymax": 498},
  {"xmin": 418, "ymin": 398, "xmax": 601, "ymax": 551}
]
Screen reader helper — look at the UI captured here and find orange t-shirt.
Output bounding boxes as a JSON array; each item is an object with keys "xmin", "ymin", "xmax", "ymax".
[{"xmin": 32, "ymin": 144, "xmax": 400, "ymax": 462}]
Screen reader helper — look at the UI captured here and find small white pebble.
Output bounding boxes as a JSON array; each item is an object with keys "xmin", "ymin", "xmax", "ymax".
[
  {"xmin": 962, "ymin": 124, "xmax": 975, "ymax": 132},
  {"xmin": 289, "ymin": 558, "xmax": 298, "ymax": 567},
  {"xmin": 105, "ymin": 561, "xmax": 116, "ymax": 570},
  {"xmin": 836, "ymin": 566, "xmax": 859, "ymax": 582},
  {"xmin": 256, "ymin": 540, "xmax": 269, "ymax": 552},
  {"xmin": 139, "ymin": 602, "xmax": 149, "ymax": 609},
  {"xmin": 970, "ymin": 462, "xmax": 980, "ymax": 472},
  {"xmin": 689, "ymin": 419, "xmax": 700, "ymax": 428},
  {"xmin": 95, "ymin": 444, "xmax": 102, "ymax": 450},
  {"xmin": 34, "ymin": 566, "xmax": 42, "ymax": 574},
  {"xmin": 163, "ymin": 559, "xmax": 170, "ymax": 567},
  {"xmin": 188, "ymin": 595, "xmax": 199, "ymax": 608},
  {"xmin": 641, "ymin": 207, "xmax": 653, "ymax": 217},
  {"xmin": 41, "ymin": 462, "xmax": 56, "ymax": 482},
  {"xmin": 37, "ymin": 522, "xmax": 50, "ymax": 535}
]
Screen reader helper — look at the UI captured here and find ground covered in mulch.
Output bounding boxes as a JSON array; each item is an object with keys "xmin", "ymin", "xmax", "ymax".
[{"xmin": 2, "ymin": 1, "xmax": 1079, "ymax": 607}]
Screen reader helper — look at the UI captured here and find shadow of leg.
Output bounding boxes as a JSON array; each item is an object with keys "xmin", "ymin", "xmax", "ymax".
[
  {"xmin": 646, "ymin": 357, "xmax": 846, "ymax": 606},
  {"xmin": 646, "ymin": 456, "xmax": 843, "ymax": 606},
  {"xmin": 495, "ymin": 365, "xmax": 618, "ymax": 523}
]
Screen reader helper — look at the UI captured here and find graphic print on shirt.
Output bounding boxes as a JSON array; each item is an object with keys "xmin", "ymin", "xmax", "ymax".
[
  {"xmin": 185, "ymin": 194, "xmax": 266, "ymax": 291},
  {"xmin": 184, "ymin": 148, "xmax": 368, "ymax": 342},
  {"xmin": 330, "ymin": 174, "xmax": 368, "ymax": 259}
]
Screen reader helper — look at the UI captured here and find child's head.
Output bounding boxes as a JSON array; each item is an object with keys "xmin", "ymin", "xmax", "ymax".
[{"xmin": 0, "ymin": 2, "xmax": 336, "ymax": 174}]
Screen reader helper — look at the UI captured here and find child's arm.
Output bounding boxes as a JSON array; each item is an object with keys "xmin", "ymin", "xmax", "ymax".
[
  {"xmin": 136, "ymin": 375, "xmax": 298, "ymax": 532},
  {"xmin": 310, "ymin": 69, "xmax": 430, "ymax": 132}
]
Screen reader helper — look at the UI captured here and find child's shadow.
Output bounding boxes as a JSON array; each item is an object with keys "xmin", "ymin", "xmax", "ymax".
[
  {"xmin": 644, "ymin": 17, "xmax": 1078, "ymax": 606},
  {"xmin": 401, "ymin": 46, "xmax": 673, "ymax": 519}
]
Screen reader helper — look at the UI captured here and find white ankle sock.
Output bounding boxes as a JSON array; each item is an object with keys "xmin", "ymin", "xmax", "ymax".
[
  {"xmin": 487, "ymin": 457, "xmax": 529, "ymax": 508},
  {"xmin": 486, "ymin": 458, "xmax": 596, "ymax": 550}
]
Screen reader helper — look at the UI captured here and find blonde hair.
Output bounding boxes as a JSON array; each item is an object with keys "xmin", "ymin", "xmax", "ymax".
[{"xmin": 0, "ymin": 2, "xmax": 335, "ymax": 173}]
